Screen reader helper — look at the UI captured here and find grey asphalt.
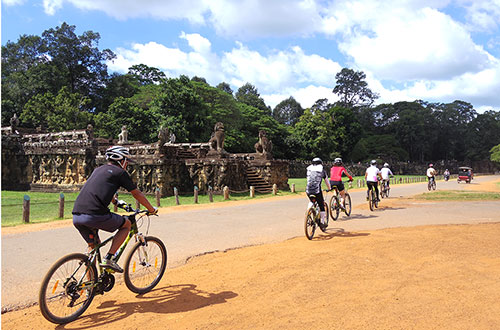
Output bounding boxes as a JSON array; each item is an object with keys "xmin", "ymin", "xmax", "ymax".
[{"xmin": 2, "ymin": 175, "xmax": 499, "ymax": 311}]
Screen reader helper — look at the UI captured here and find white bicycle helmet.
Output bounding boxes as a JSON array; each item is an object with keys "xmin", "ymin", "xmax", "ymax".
[
  {"xmin": 312, "ymin": 157, "xmax": 322, "ymax": 165},
  {"xmin": 370, "ymin": 159, "xmax": 377, "ymax": 165},
  {"xmin": 334, "ymin": 157, "xmax": 342, "ymax": 165},
  {"xmin": 384, "ymin": 163, "xmax": 389, "ymax": 168},
  {"xmin": 105, "ymin": 145, "xmax": 133, "ymax": 162}
]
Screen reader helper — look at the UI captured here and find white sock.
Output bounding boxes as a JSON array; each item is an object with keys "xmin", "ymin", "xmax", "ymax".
[{"xmin": 320, "ymin": 211, "xmax": 326, "ymax": 223}]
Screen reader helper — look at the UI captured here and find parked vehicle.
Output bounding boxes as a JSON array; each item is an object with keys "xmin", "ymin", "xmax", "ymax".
[{"xmin": 457, "ymin": 166, "xmax": 473, "ymax": 184}]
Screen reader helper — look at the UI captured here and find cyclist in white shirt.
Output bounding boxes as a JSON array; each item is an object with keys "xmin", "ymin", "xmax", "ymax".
[
  {"xmin": 306, "ymin": 157, "xmax": 331, "ymax": 230},
  {"xmin": 426, "ymin": 164, "xmax": 437, "ymax": 184},
  {"xmin": 381, "ymin": 163, "xmax": 394, "ymax": 191},
  {"xmin": 365, "ymin": 160, "xmax": 382, "ymax": 201}
]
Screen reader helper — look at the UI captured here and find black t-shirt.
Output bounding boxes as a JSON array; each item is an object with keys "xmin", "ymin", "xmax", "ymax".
[{"xmin": 72, "ymin": 164, "xmax": 137, "ymax": 215}]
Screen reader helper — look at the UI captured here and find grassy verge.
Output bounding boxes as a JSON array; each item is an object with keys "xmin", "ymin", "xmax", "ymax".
[
  {"xmin": 1, "ymin": 189, "xmax": 298, "ymax": 227},
  {"xmin": 415, "ymin": 190, "xmax": 500, "ymax": 201}
]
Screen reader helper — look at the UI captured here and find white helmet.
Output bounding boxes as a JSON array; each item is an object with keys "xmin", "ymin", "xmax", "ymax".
[
  {"xmin": 105, "ymin": 145, "xmax": 133, "ymax": 162},
  {"xmin": 384, "ymin": 163, "xmax": 389, "ymax": 168},
  {"xmin": 370, "ymin": 159, "xmax": 377, "ymax": 165},
  {"xmin": 312, "ymin": 157, "xmax": 322, "ymax": 165},
  {"xmin": 334, "ymin": 157, "xmax": 342, "ymax": 165}
]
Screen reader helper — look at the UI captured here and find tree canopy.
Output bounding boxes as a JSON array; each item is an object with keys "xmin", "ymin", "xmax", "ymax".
[{"xmin": 3, "ymin": 23, "xmax": 500, "ymax": 165}]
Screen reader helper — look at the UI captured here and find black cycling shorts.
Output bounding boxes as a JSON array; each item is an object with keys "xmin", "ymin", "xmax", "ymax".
[
  {"xmin": 329, "ymin": 181, "xmax": 345, "ymax": 192},
  {"xmin": 73, "ymin": 213, "xmax": 125, "ymax": 244}
]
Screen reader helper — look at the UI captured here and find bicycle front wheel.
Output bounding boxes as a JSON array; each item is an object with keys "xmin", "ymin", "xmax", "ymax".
[
  {"xmin": 304, "ymin": 208, "xmax": 316, "ymax": 240},
  {"xmin": 124, "ymin": 236, "xmax": 167, "ymax": 294},
  {"xmin": 344, "ymin": 193, "xmax": 352, "ymax": 216},
  {"xmin": 432, "ymin": 182, "xmax": 436, "ymax": 190},
  {"xmin": 39, "ymin": 253, "xmax": 97, "ymax": 324},
  {"xmin": 329, "ymin": 195, "xmax": 340, "ymax": 221}
]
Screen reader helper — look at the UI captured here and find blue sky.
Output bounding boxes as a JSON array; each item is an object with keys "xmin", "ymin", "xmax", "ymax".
[{"xmin": 2, "ymin": 0, "xmax": 500, "ymax": 112}]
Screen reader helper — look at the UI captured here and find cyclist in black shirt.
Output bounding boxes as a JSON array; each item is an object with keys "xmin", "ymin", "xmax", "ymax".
[{"xmin": 72, "ymin": 145, "xmax": 157, "ymax": 272}]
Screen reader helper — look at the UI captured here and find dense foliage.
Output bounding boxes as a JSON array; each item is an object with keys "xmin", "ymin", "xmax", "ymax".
[{"xmin": 3, "ymin": 23, "xmax": 500, "ymax": 163}]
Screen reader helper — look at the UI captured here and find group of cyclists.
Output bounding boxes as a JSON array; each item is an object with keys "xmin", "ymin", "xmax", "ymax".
[
  {"xmin": 305, "ymin": 157, "xmax": 395, "ymax": 229},
  {"xmin": 74, "ymin": 144, "xmax": 442, "ymax": 269}
]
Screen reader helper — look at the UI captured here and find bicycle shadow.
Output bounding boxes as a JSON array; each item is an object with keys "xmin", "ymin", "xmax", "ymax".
[
  {"xmin": 58, "ymin": 284, "xmax": 237, "ymax": 329},
  {"xmin": 340, "ymin": 213, "xmax": 378, "ymax": 220},
  {"xmin": 313, "ymin": 228, "xmax": 370, "ymax": 241}
]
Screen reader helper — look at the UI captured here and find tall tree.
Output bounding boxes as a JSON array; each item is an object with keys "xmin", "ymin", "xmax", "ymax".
[
  {"xmin": 235, "ymin": 83, "xmax": 271, "ymax": 115},
  {"xmin": 332, "ymin": 68, "xmax": 379, "ymax": 109},
  {"xmin": 216, "ymin": 82, "xmax": 233, "ymax": 95},
  {"xmin": 273, "ymin": 96, "xmax": 304, "ymax": 126},
  {"xmin": 42, "ymin": 22, "xmax": 115, "ymax": 109},
  {"xmin": 128, "ymin": 64, "xmax": 166, "ymax": 85}
]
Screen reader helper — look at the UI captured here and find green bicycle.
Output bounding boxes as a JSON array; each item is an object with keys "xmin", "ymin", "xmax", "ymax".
[{"xmin": 39, "ymin": 203, "xmax": 167, "ymax": 324}]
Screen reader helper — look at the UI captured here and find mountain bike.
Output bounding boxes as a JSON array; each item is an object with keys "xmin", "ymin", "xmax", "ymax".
[
  {"xmin": 329, "ymin": 182, "xmax": 352, "ymax": 221},
  {"xmin": 380, "ymin": 179, "xmax": 390, "ymax": 198},
  {"xmin": 39, "ymin": 203, "xmax": 167, "ymax": 324},
  {"xmin": 304, "ymin": 191, "xmax": 329, "ymax": 240},
  {"xmin": 428, "ymin": 177, "xmax": 436, "ymax": 191},
  {"xmin": 368, "ymin": 182, "xmax": 379, "ymax": 211}
]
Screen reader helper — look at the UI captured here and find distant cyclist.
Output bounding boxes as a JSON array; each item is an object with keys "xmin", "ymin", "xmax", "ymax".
[
  {"xmin": 365, "ymin": 160, "xmax": 382, "ymax": 202},
  {"xmin": 381, "ymin": 163, "xmax": 394, "ymax": 191},
  {"xmin": 426, "ymin": 163, "xmax": 437, "ymax": 185},
  {"xmin": 306, "ymin": 157, "xmax": 331, "ymax": 230},
  {"xmin": 329, "ymin": 157, "xmax": 353, "ymax": 209}
]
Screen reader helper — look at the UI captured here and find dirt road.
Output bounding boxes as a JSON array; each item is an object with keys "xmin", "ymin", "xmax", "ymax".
[{"xmin": 2, "ymin": 176, "xmax": 500, "ymax": 329}]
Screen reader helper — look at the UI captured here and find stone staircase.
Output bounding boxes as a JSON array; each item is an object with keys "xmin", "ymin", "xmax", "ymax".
[
  {"xmin": 246, "ymin": 167, "xmax": 273, "ymax": 193},
  {"xmin": 177, "ymin": 148, "xmax": 197, "ymax": 159}
]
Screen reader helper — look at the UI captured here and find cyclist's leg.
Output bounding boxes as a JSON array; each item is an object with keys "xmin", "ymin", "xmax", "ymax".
[
  {"xmin": 108, "ymin": 215, "xmax": 131, "ymax": 255},
  {"xmin": 374, "ymin": 183, "xmax": 380, "ymax": 200},
  {"xmin": 74, "ymin": 214, "xmax": 100, "ymax": 253}
]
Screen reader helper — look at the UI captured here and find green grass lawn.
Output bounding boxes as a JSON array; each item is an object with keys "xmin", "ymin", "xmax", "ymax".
[
  {"xmin": 415, "ymin": 190, "xmax": 500, "ymax": 201},
  {"xmin": 1, "ymin": 189, "xmax": 297, "ymax": 227}
]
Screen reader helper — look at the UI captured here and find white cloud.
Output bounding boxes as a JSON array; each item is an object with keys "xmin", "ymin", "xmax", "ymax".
[
  {"xmin": 43, "ymin": 0, "xmax": 63, "ymax": 15},
  {"xmin": 2, "ymin": 0, "xmax": 26, "ymax": 5},
  {"xmin": 206, "ymin": 0, "xmax": 323, "ymax": 38},
  {"xmin": 262, "ymin": 85, "xmax": 337, "ymax": 109},
  {"xmin": 459, "ymin": 0, "xmax": 500, "ymax": 32},
  {"xmin": 44, "ymin": 0, "xmax": 209, "ymax": 22}
]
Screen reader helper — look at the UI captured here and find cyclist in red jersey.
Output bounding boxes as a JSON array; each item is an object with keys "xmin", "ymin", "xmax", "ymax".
[{"xmin": 329, "ymin": 158, "xmax": 354, "ymax": 209}]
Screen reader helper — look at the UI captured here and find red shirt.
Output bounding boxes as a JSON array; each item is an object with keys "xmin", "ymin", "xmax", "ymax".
[{"xmin": 330, "ymin": 166, "xmax": 353, "ymax": 181}]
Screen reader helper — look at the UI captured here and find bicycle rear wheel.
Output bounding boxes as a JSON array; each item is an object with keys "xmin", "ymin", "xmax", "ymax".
[
  {"xmin": 39, "ymin": 253, "xmax": 97, "ymax": 324},
  {"xmin": 369, "ymin": 190, "xmax": 375, "ymax": 211},
  {"xmin": 344, "ymin": 193, "xmax": 352, "ymax": 216},
  {"xmin": 432, "ymin": 181, "xmax": 436, "ymax": 190},
  {"xmin": 304, "ymin": 208, "xmax": 316, "ymax": 240},
  {"xmin": 124, "ymin": 236, "xmax": 167, "ymax": 294},
  {"xmin": 329, "ymin": 195, "xmax": 340, "ymax": 221}
]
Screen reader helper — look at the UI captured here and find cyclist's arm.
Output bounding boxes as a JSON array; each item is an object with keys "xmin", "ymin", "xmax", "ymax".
[
  {"xmin": 130, "ymin": 189, "xmax": 156, "ymax": 213},
  {"xmin": 342, "ymin": 168, "xmax": 353, "ymax": 181}
]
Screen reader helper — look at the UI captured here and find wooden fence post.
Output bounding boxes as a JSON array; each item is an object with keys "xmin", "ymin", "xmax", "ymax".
[
  {"xmin": 155, "ymin": 188, "xmax": 161, "ymax": 207},
  {"xmin": 272, "ymin": 184, "xmax": 277, "ymax": 195},
  {"xmin": 174, "ymin": 187, "xmax": 180, "ymax": 205},
  {"xmin": 194, "ymin": 186, "xmax": 199, "ymax": 203},
  {"xmin": 250, "ymin": 186, "xmax": 255, "ymax": 198},
  {"xmin": 208, "ymin": 186, "xmax": 213, "ymax": 202},
  {"xmin": 23, "ymin": 194, "xmax": 30, "ymax": 223},
  {"xmin": 113, "ymin": 193, "xmax": 118, "ymax": 212},
  {"xmin": 291, "ymin": 183, "xmax": 295, "ymax": 193},
  {"xmin": 59, "ymin": 193, "xmax": 65, "ymax": 218},
  {"xmin": 223, "ymin": 186, "xmax": 230, "ymax": 200}
]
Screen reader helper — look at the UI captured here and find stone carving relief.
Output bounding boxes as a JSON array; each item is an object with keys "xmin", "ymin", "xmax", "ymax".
[{"xmin": 254, "ymin": 130, "xmax": 273, "ymax": 159}]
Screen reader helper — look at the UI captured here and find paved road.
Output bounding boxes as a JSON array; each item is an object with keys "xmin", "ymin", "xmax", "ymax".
[{"xmin": 2, "ymin": 175, "xmax": 499, "ymax": 311}]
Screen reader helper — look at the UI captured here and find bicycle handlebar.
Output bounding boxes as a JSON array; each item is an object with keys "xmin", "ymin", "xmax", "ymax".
[{"xmin": 117, "ymin": 201, "xmax": 158, "ymax": 216}]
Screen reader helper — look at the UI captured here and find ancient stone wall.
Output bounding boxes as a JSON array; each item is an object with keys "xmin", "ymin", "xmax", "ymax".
[{"xmin": 1, "ymin": 122, "xmax": 291, "ymax": 196}]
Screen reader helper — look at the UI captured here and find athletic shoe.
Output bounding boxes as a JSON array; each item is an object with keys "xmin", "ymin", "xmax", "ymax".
[{"xmin": 100, "ymin": 258, "xmax": 123, "ymax": 273}]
